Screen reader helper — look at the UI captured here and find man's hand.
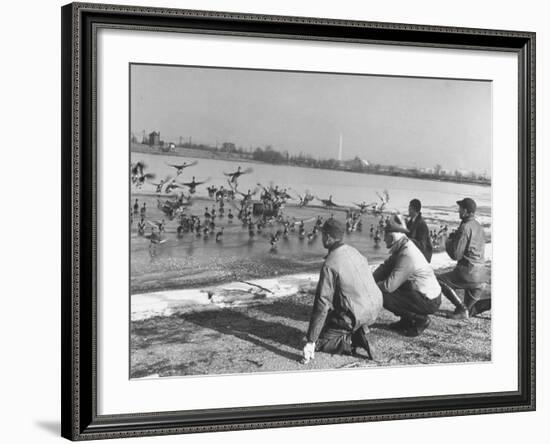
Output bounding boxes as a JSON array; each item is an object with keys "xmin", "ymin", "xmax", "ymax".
[{"xmin": 302, "ymin": 342, "xmax": 315, "ymax": 364}]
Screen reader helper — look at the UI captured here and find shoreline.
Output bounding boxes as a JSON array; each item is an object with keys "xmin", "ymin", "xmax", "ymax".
[{"xmin": 131, "ymin": 243, "xmax": 492, "ymax": 322}]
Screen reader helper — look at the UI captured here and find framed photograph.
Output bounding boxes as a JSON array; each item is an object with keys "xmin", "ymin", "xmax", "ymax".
[{"xmin": 61, "ymin": 2, "xmax": 535, "ymax": 440}]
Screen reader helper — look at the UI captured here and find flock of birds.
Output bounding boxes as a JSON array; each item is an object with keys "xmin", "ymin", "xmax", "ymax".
[{"xmin": 130, "ymin": 160, "xmax": 449, "ymax": 257}]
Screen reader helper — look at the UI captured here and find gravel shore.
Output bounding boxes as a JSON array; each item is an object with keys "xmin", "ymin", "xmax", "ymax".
[{"xmin": 130, "ymin": 264, "xmax": 491, "ymax": 378}]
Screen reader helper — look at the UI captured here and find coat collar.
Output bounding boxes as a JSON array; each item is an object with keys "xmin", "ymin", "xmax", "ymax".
[
  {"xmin": 389, "ymin": 236, "xmax": 409, "ymax": 255},
  {"xmin": 325, "ymin": 240, "xmax": 344, "ymax": 258},
  {"xmin": 460, "ymin": 214, "xmax": 476, "ymax": 223}
]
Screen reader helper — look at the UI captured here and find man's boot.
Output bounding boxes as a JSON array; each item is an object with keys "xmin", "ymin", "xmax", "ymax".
[
  {"xmin": 470, "ymin": 298, "xmax": 491, "ymax": 317},
  {"xmin": 351, "ymin": 327, "xmax": 376, "ymax": 360},
  {"xmin": 404, "ymin": 315, "xmax": 431, "ymax": 337},
  {"xmin": 440, "ymin": 281, "xmax": 468, "ymax": 319},
  {"xmin": 448, "ymin": 305, "xmax": 469, "ymax": 320},
  {"xmin": 449, "ymin": 293, "xmax": 480, "ymax": 320},
  {"xmin": 388, "ymin": 317, "xmax": 409, "ymax": 331}
]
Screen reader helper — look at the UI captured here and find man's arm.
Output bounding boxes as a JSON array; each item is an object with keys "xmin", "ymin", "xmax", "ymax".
[
  {"xmin": 446, "ymin": 224, "xmax": 460, "ymax": 260},
  {"xmin": 446, "ymin": 224, "xmax": 470, "ymax": 262},
  {"xmin": 445, "ymin": 233, "xmax": 456, "ymax": 259},
  {"xmin": 373, "ymin": 257, "xmax": 392, "ymax": 283},
  {"xmin": 306, "ymin": 265, "xmax": 335, "ymax": 343},
  {"xmin": 377, "ymin": 254, "xmax": 414, "ymax": 294},
  {"xmin": 417, "ymin": 220, "xmax": 431, "ymax": 250}
]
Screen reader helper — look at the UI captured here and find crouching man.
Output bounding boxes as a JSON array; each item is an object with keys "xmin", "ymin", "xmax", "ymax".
[
  {"xmin": 374, "ymin": 215, "xmax": 442, "ymax": 337},
  {"xmin": 303, "ymin": 219, "xmax": 383, "ymax": 363}
]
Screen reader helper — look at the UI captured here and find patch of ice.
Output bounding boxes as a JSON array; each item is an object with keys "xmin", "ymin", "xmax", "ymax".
[
  {"xmin": 131, "ymin": 289, "xmax": 210, "ymax": 321},
  {"xmin": 131, "ymin": 243, "xmax": 492, "ymax": 321}
]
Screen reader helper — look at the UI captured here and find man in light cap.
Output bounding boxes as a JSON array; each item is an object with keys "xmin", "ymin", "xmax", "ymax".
[
  {"xmin": 303, "ymin": 218, "xmax": 382, "ymax": 362},
  {"xmin": 373, "ymin": 214, "xmax": 442, "ymax": 337},
  {"xmin": 438, "ymin": 198, "xmax": 489, "ymax": 320}
]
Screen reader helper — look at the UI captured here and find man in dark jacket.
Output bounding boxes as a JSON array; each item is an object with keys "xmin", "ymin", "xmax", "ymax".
[
  {"xmin": 438, "ymin": 198, "xmax": 489, "ymax": 320},
  {"xmin": 303, "ymin": 219, "xmax": 383, "ymax": 363},
  {"xmin": 406, "ymin": 198, "xmax": 433, "ymax": 262}
]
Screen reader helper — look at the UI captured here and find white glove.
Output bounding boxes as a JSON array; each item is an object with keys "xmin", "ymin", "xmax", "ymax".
[{"xmin": 303, "ymin": 342, "xmax": 315, "ymax": 363}]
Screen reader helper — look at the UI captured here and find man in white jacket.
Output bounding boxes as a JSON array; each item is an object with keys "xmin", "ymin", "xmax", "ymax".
[{"xmin": 373, "ymin": 215, "xmax": 442, "ymax": 337}]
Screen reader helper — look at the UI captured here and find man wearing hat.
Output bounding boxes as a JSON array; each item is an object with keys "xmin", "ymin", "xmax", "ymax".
[
  {"xmin": 438, "ymin": 198, "xmax": 488, "ymax": 320},
  {"xmin": 373, "ymin": 214, "xmax": 442, "ymax": 337},
  {"xmin": 303, "ymin": 218, "xmax": 382, "ymax": 363}
]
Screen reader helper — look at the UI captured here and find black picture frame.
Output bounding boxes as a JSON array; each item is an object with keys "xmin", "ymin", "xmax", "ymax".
[{"xmin": 61, "ymin": 2, "xmax": 536, "ymax": 440}]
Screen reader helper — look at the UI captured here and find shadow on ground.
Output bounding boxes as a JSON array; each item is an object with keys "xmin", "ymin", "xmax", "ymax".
[
  {"xmin": 252, "ymin": 297, "xmax": 312, "ymax": 323},
  {"xmin": 130, "ymin": 288, "xmax": 491, "ymax": 378},
  {"xmin": 182, "ymin": 309, "xmax": 304, "ymax": 361}
]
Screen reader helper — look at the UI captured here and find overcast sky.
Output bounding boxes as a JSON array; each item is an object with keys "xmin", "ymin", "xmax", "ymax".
[{"xmin": 130, "ymin": 64, "xmax": 492, "ymax": 174}]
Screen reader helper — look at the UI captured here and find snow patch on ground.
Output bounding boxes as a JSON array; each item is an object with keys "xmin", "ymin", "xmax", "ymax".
[{"xmin": 131, "ymin": 244, "xmax": 492, "ymax": 321}]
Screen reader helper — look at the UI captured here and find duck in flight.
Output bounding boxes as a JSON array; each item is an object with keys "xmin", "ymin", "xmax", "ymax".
[
  {"xmin": 182, "ymin": 176, "xmax": 208, "ymax": 194},
  {"xmin": 318, "ymin": 195, "xmax": 339, "ymax": 208},
  {"xmin": 130, "ymin": 161, "xmax": 155, "ymax": 188},
  {"xmin": 165, "ymin": 160, "xmax": 198, "ymax": 175},
  {"xmin": 297, "ymin": 191, "xmax": 314, "ymax": 207},
  {"xmin": 224, "ymin": 166, "xmax": 253, "ymax": 185}
]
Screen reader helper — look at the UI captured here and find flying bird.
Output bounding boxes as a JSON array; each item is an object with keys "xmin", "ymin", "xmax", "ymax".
[
  {"xmin": 370, "ymin": 189, "xmax": 390, "ymax": 215},
  {"xmin": 130, "ymin": 161, "xmax": 155, "ymax": 188},
  {"xmin": 296, "ymin": 190, "xmax": 314, "ymax": 207},
  {"xmin": 150, "ymin": 178, "xmax": 169, "ymax": 194},
  {"xmin": 224, "ymin": 166, "xmax": 253, "ymax": 185},
  {"xmin": 165, "ymin": 160, "xmax": 198, "ymax": 175},
  {"xmin": 182, "ymin": 176, "xmax": 209, "ymax": 194},
  {"xmin": 162, "ymin": 178, "xmax": 185, "ymax": 194},
  {"xmin": 353, "ymin": 201, "xmax": 372, "ymax": 213},
  {"xmin": 318, "ymin": 195, "xmax": 339, "ymax": 208}
]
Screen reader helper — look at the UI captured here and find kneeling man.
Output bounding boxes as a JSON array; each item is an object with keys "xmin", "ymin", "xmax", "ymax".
[
  {"xmin": 303, "ymin": 219, "xmax": 382, "ymax": 362},
  {"xmin": 374, "ymin": 215, "xmax": 442, "ymax": 337}
]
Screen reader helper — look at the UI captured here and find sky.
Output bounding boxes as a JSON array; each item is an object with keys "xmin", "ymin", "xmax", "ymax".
[{"xmin": 130, "ymin": 64, "xmax": 492, "ymax": 175}]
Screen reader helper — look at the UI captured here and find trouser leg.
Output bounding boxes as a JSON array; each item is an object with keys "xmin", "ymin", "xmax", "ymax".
[
  {"xmin": 350, "ymin": 326, "xmax": 375, "ymax": 360},
  {"xmin": 383, "ymin": 288, "xmax": 439, "ymax": 323},
  {"xmin": 438, "ymin": 274, "xmax": 467, "ymax": 311},
  {"xmin": 464, "ymin": 285, "xmax": 490, "ymax": 316},
  {"xmin": 465, "ymin": 286, "xmax": 483, "ymax": 303},
  {"xmin": 315, "ymin": 327, "xmax": 353, "ymax": 355},
  {"xmin": 470, "ymin": 298, "xmax": 491, "ymax": 316},
  {"xmin": 383, "ymin": 289, "xmax": 441, "ymax": 336},
  {"xmin": 439, "ymin": 265, "xmax": 488, "ymax": 312}
]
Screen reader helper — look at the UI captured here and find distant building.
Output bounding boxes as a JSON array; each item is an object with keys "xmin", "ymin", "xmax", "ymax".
[
  {"xmin": 455, "ymin": 169, "xmax": 472, "ymax": 178},
  {"xmin": 148, "ymin": 131, "xmax": 160, "ymax": 146},
  {"xmin": 161, "ymin": 142, "xmax": 176, "ymax": 153},
  {"xmin": 221, "ymin": 142, "xmax": 236, "ymax": 152},
  {"xmin": 345, "ymin": 157, "xmax": 370, "ymax": 170}
]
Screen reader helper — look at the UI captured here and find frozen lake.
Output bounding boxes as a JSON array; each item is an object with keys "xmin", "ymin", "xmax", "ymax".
[{"xmin": 130, "ymin": 153, "xmax": 491, "ymax": 294}]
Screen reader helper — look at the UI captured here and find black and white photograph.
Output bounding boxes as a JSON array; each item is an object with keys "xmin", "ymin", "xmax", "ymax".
[
  {"xmin": 1, "ymin": 0, "xmax": 546, "ymax": 442},
  {"xmin": 129, "ymin": 64, "xmax": 492, "ymax": 378}
]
